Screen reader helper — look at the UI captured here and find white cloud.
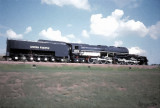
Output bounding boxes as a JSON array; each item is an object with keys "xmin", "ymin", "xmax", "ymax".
[
  {"xmin": 66, "ymin": 34, "xmax": 75, "ymax": 39},
  {"xmin": 39, "ymin": 27, "xmax": 82, "ymax": 43},
  {"xmin": 39, "ymin": 27, "xmax": 69, "ymax": 42},
  {"xmin": 66, "ymin": 34, "xmax": 82, "ymax": 43},
  {"xmin": 148, "ymin": 21, "xmax": 160, "ymax": 40},
  {"xmin": 25, "ymin": 26, "xmax": 32, "ymax": 34},
  {"xmin": 120, "ymin": 20, "xmax": 148, "ymax": 37},
  {"xmin": 0, "ymin": 26, "xmax": 32, "ymax": 38},
  {"xmin": 41, "ymin": 0, "xmax": 91, "ymax": 10},
  {"xmin": 90, "ymin": 9, "xmax": 149, "ymax": 38},
  {"xmin": 114, "ymin": 40, "xmax": 123, "ymax": 47},
  {"xmin": 128, "ymin": 47, "xmax": 146, "ymax": 56},
  {"xmin": 82, "ymin": 30, "xmax": 89, "ymax": 38},
  {"xmin": 90, "ymin": 14, "xmax": 118, "ymax": 37},
  {"xmin": 111, "ymin": 9, "xmax": 124, "ymax": 19},
  {"xmin": 76, "ymin": 40, "xmax": 82, "ymax": 43},
  {"xmin": 6, "ymin": 29, "xmax": 23, "ymax": 39}
]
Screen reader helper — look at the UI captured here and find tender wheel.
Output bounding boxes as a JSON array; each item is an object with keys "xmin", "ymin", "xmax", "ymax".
[
  {"xmin": 28, "ymin": 56, "xmax": 33, "ymax": 61},
  {"xmin": 7, "ymin": 57, "xmax": 12, "ymax": 61},
  {"xmin": 36, "ymin": 57, "xmax": 41, "ymax": 62},
  {"xmin": 21, "ymin": 56, "xmax": 26, "ymax": 61},
  {"xmin": 13, "ymin": 56, "xmax": 18, "ymax": 61},
  {"xmin": 61, "ymin": 58, "xmax": 64, "ymax": 62},
  {"xmin": 43, "ymin": 57, "xmax": 48, "ymax": 62},
  {"xmin": 50, "ymin": 57, "xmax": 55, "ymax": 62}
]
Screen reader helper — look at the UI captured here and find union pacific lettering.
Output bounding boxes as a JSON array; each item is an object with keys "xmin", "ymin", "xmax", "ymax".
[
  {"xmin": 30, "ymin": 46, "xmax": 39, "ymax": 49},
  {"xmin": 40, "ymin": 46, "xmax": 50, "ymax": 50},
  {"xmin": 30, "ymin": 46, "xmax": 50, "ymax": 50}
]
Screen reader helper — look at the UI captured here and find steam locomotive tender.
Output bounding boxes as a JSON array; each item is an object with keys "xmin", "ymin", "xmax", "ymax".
[{"xmin": 5, "ymin": 39, "xmax": 148, "ymax": 65}]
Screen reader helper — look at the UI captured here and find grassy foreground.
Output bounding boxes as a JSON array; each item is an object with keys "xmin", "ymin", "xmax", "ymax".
[{"xmin": 0, "ymin": 63, "xmax": 160, "ymax": 108}]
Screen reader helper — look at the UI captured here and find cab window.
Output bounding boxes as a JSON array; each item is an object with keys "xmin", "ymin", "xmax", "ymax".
[{"xmin": 75, "ymin": 46, "xmax": 79, "ymax": 49}]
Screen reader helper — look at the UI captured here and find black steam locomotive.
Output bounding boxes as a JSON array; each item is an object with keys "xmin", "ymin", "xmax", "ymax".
[{"xmin": 5, "ymin": 39, "xmax": 148, "ymax": 65}]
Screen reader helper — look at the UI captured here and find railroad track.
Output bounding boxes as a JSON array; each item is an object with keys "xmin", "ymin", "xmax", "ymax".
[{"xmin": 0, "ymin": 61, "xmax": 157, "ymax": 69}]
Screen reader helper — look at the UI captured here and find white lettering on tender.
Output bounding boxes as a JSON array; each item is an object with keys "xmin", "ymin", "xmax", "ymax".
[
  {"xmin": 40, "ymin": 46, "xmax": 50, "ymax": 50},
  {"xmin": 30, "ymin": 46, "xmax": 50, "ymax": 50},
  {"xmin": 30, "ymin": 46, "xmax": 39, "ymax": 49}
]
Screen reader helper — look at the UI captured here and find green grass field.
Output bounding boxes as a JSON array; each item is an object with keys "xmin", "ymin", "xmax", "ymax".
[{"xmin": 0, "ymin": 63, "xmax": 160, "ymax": 108}]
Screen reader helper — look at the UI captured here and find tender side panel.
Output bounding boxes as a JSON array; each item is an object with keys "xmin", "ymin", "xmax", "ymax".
[{"xmin": 6, "ymin": 40, "xmax": 69, "ymax": 62}]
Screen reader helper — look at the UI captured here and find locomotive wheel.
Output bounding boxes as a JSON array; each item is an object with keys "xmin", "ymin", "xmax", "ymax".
[
  {"xmin": 74, "ymin": 59, "xmax": 79, "ymax": 63},
  {"xmin": 100, "ymin": 60, "xmax": 107, "ymax": 64},
  {"xmin": 130, "ymin": 63, "xmax": 133, "ymax": 65},
  {"xmin": 81, "ymin": 59, "xmax": 86, "ymax": 63},
  {"xmin": 107, "ymin": 61, "xmax": 112, "ymax": 64},
  {"xmin": 119, "ymin": 62, "xmax": 124, "ymax": 65},
  {"xmin": 88, "ymin": 58, "xmax": 94, "ymax": 64},
  {"xmin": 88, "ymin": 58, "xmax": 97, "ymax": 64},
  {"xmin": 125, "ymin": 62, "xmax": 129, "ymax": 65}
]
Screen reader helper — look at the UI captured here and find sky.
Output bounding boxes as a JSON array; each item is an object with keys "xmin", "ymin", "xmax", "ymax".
[{"xmin": 0, "ymin": 0, "xmax": 160, "ymax": 64}]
